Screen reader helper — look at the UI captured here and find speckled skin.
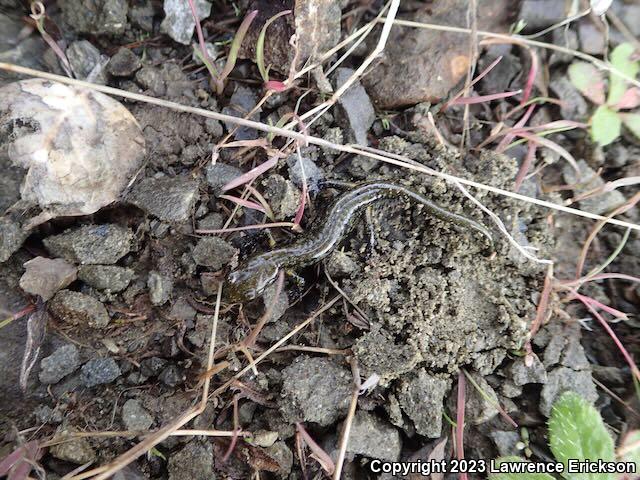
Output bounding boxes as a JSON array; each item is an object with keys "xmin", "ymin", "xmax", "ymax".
[{"xmin": 226, "ymin": 182, "xmax": 492, "ymax": 301}]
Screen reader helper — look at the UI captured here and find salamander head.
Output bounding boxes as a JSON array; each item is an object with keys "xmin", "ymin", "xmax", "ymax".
[{"xmin": 226, "ymin": 257, "xmax": 280, "ymax": 302}]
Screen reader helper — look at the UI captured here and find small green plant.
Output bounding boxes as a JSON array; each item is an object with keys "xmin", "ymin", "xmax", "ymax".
[
  {"xmin": 490, "ymin": 391, "xmax": 640, "ymax": 480},
  {"xmin": 568, "ymin": 43, "xmax": 640, "ymax": 146}
]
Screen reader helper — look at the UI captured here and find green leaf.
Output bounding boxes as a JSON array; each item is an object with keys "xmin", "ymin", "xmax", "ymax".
[
  {"xmin": 620, "ymin": 113, "xmax": 640, "ymax": 140},
  {"xmin": 256, "ymin": 10, "xmax": 292, "ymax": 83},
  {"xmin": 608, "ymin": 43, "xmax": 640, "ymax": 106},
  {"xmin": 591, "ymin": 105, "xmax": 621, "ymax": 146},
  {"xmin": 548, "ymin": 392, "xmax": 615, "ymax": 480},
  {"xmin": 568, "ymin": 62, "xmax": 605, "ymax": 105},
  {"xmin": 488, "ymin": 457, "xmax": 555, "ymax": 480}
]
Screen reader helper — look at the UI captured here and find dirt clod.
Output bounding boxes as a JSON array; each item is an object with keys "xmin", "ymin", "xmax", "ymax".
[
  {"xmin": 192, "ymin": 237, "xmax": 238, "ymax": 269},
  {"xmin": 280, "ymin": 356, "xmax": 352, "ymax": 427},
  {"xmin": 167, "ymin": 440, "xmax": 214, "ymax": 480},
  {"xmin": 396, "ymin": 369, "xmax": 450, "ymax": 438},
  {"xmin": 345, "ymin": 411, "xmax": 402, "ymax": 461},
  {"xmin": 78, "ymin": 265, "xmax": 135, "ymax": 293}
]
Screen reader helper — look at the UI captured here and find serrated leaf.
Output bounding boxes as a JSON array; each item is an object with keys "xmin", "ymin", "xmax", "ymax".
[
  {"xmin": 569, "ymin": 62, "xmax": 606, "ymax": 104},
  {"xmin": 591, "ymin": 105, "xmax": 622, "ymax": 146},
  {"xmin": 548, "ymin": 392, "xmax": 615, "ymax": 480},
  {"xmin": 620, "ymin": 113, "xmax": 640, "ymax": 140},
  {"xmin": 608, "ymin": 43, "xmax": 640, "ymax": 106},
  {"xmin": 488, "ymin": 457, "xmax": 555, "ymax": 480}
]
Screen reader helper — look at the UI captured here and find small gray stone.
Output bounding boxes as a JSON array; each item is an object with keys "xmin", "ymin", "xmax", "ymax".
[
  {"xmin": 197, "ymin": 212, "xmax": 224, "ymax": 231},
  {"xmin": 20, "ymin": 257, "xmax": 77, "ymax": 301},
  {"xmin": 346, "ymin": 411, "xmax": 402, "ymax": 461},
  {"xmin": 192, "ymin": 237, "xmax": 237, "ymax": 269},
  {"xmin": 107, "ymin": 48, "xmax": 142, "ymax": 76},
  {"xmin": 262, "ymin": 174, "xmax": 301, "ymax": 219},
  {"xmin": 326, "ymin": 250, "xmax": 358, "ymax": 277},
  {"xmin": 266, "ymin": 441, "xmax": 293, "ymax": 477},
  {"xmin": 78, "ymin": 265, "xmax": 135, "ymax": 293},
  {"xmin": 490, "ymin": 430, "xmax": 521, "ymax": 457},
  {"xmin": 135, "ymin": 67, "xmax": 166, "ymax": 95},
  {"xmin": 50, "ymin": 432, "xmax": 96, "ymax": 464},
  {"xmin": 159, "ymin": 364, "xmax": 185, "ymax": 387},
  {"xmin": 519, "ymin": 0, "xmax": 570, "ymax": 30},
  {"xmin": 563, "ymin": 160, "xmax": 626, "ymax": 215},
  {"xmin": 204, "ymin": 118, "xmax": 223, "ymax": 138},
  {"xmin": 0, "ymin": 217, "xmax": 28, "ymax": 263},
  {"xmin": 60, "ymin": 0, "xmax": 128, "ymax": 35},
  {"xmin": 464, "ymin": 372, "xmax": 499, "ymax": 425},
  {"xmin": 549, "ymin": 76, "xmax": 589, "ymax": 122},
  {"xmin": 81, "ymin": 357, "xmax": 121, "ymax": 387},
  {"xmin": 148, "ymin": 271, "xmax": 173, "ymax": 305},
  {"xmin": 161, "ymin": 0, "xmax": 212, "ymax": 45},
  {"xmin": 128, "ymin": 175, "xmax": 200, "ymax": 223},
  {"xmin": 261, "ymin": 282, "xmax": 289, "ymax": 323},
  {"xmin": 221, "ymin": 85, "xmax": 261, "ymax": 140},
  {"xmin": 168, "ymin": 441, "xmax": 214, "ymax": 480},
  {"xmin": 122, "ymin": 399, "xmax": 153, "ymax": 431},
  {"xmin": 205, "ymin": 162, "xmax": 242, "ymax": 196},
  {"xmin": 44, "ymin": 224, "xmax": 133, "ymax": 265},
  {"xmin": 397, "ymin": 369, "xmax": 450, "ymax": 438},
  {"xmin": 321, "ymin": 127, "xmax": 343, "ymax": 160},
  {"xmin": 49, "ymin": 290, "xmax": 110, "ymax": 328},
  {"xmin": 286, "ymin": 150, "xmax": 324, "ymax": 192},
  {"xmin": 66, "ymin": 40, "xmax": 106, "ymax": 82},
  {"xmin": 335, "ymin": 67, "xmax": 375, "ymax": 146},
  {"xmin": 39, "ymin": 344, "xmax": 80, "ymax": 384},
  {"xmin": 129, "ymin": 0, "xmax": 155, "ymax": 31},
  {"xmin": 539, "ymin": 367, "xmax": 598, "ymax": 417},
  {"xmin": 280, "ymin": 356, "xmax": 352, "ymax": 426},
  {"xmin": 140, "ymin": 357, "xmax": 168, "ymax": 377},
  {"xmin": 510, "ymin": 355, "xmax": 547, "ymax": 386}
]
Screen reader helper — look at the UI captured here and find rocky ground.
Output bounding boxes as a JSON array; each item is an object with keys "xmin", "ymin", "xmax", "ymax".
[{"xmin": 1, "ymin": 0, "xmax": 639, "ymax": 479}]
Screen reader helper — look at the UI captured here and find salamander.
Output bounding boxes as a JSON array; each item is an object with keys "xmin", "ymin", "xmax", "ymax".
[{"xmin": 226, "ymin": 181, "xmax": 492, "ymax": 302}]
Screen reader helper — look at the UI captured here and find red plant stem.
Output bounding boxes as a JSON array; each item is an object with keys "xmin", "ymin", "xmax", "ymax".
[
  {"xmin": 514, "ymin": 141, "xmax": 537, "ymax": 190},
  {"xmin": 456, "ymin": 371, "xmax": 467, "ymax": 480},
  {"xmin": 521, "ymin": 48, "xmax": 538, "ymax": 105},
  {"xmin": 579, "ymin": 297, "xmax": 640, "ymax": 383},
  {"xmin": 450, "ymin": 90, "xmax": 521, "ymax": 105},
  {"xmin": 186, "ymin": 0, "xmax": 211, "ymax": 67}
]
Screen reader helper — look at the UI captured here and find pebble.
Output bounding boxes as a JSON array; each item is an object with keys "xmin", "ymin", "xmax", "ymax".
[
  {"xmin": 346, "ymin": 411, "xmax": 402, "ymax": 461},
  {"xmin": 39, "ymin": 344, "xmax": 80, "ymax": 384},
  {"xmin": 50, "ymin": 432, "xmax": 96, "ymax": 464},
  {"xmin": 20, "ymin": 257, "xmax": 77, "ymax": 301},
  {"xmin": 135, "ymin": 67, "xmax": 167, "ymax": 96},
  {"xmin": 78, "ymin": 265, "xmax": 135, "ymax": 293},
  {"xmin": 397, "ymin": 369, "xmax": 450, "ymax": 438},
  {"xmin": 192, "ymin": 237, "xmax": 237, "ymax": 269},
  {"xmin": 205, "ymin": 162, "xmax": 242, "ymax": 196},
  {"xmin": 147, "ymin": 271, "xmax": 173, "ymax": 305},
  {"xmin": 107, "ymin": 48, "xmax": 142, "ymax": 77},
  {"xmin": 66, "ymin": 40, "xmax": 107, "ymax": 82},
  {"xmin": 334, "ymin": 68, "xmax": 375, "ymax": 146},
  {"xmin": 221, "ymin": 85, "xmax": 261, "ymax": 140},
  {"xmin": 167, "ymin": 441, "xmax": 214, "ymax": 480},
  {"xmin": 81, "ymin": 357, "xmax": 121, "ymax": 387},
  {"xmin": 44, "ymin": 224, "xmax": 133, "ymax": 265},
  {"xmin": 128, "ymin": 175, "xmax": 200, "ymax": 223},
  {"xmin": 49, "ymin": 290, "xmax": 110, "ymax": 328},
  {"xmin": 280, "ymin": 356, "xmax": 352, "ymax": 427},
  {"xmin": 160, "ymin": 0, "xmax": 212, "ymax": 45},
  {"xmin": 122, "ymin": 399, "xmax": 153, "ymax": 431}
]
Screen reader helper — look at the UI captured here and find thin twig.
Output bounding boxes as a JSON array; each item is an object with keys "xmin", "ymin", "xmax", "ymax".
[{"xmin": 1, "ymin": 63, "xmax": 638, "ymax": 233}]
